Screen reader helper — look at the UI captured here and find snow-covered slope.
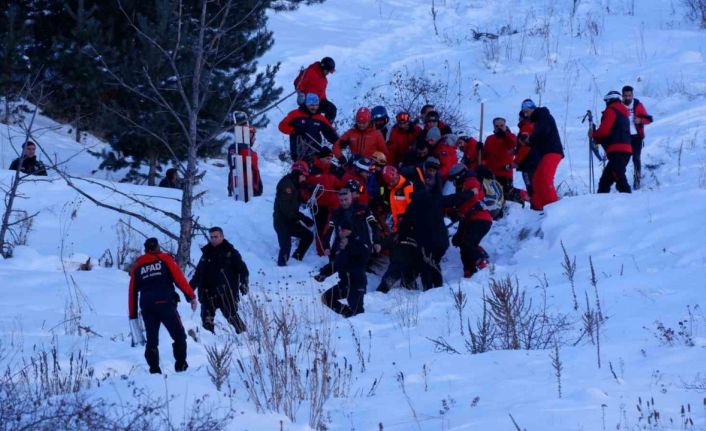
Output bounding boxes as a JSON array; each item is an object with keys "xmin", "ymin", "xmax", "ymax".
[{"xmin": 2, "ymin": 0, "xmax": 706, "ymax": 429}]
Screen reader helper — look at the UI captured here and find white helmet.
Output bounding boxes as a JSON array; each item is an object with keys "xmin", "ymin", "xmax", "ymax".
[{"xmin": 603, "ymin": 91, "xmax": 621, "ymax": 103}]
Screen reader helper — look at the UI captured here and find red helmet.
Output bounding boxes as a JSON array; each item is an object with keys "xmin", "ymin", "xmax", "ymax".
[
  {"xmin": 355, "ymin": 107, "xmax": 372, "ymax": 124},
  {"xmin": 291, "ymin": 161, "xmax": 310, "ymax": 176},
  {"xmin": 382, "ymin": 165, "xmax": 399, "ymax": 185}
]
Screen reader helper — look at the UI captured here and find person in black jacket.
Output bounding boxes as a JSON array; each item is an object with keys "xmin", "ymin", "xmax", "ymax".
[
  {"xmin": 399, "ymin": 156, "xmax": 443, "ymax": 195},
  {"xmin": 521, "ymin": 99, "xmax": 564, "ymax": 211},
  {"xmin": 397, "ymin": 187, "xmax": 450, "ymax": 290},
  {"xmin": 158, "ymin": 168, "xmax": 181, "ymax": 189},
  {"xmin": 190, "ymin": 227, "xmax": 249, "ymax": 334},
  {"xmin": 400, "ymin": 140, "xmax": 431, "ymax": 170},
  {"xmin": 273, "ymin": 161, "xmax": 315, "ymax": 266},
  {"xmin": 314, "ymin": 183, "xmax": 381, "ymax": 282},
  {"xmin": 9, "ymin": 141, "xmax": 47, "ymax": 176},
  {"xmin": 321, "ymin": 188, "xmax": 376, "ymax": 317}
]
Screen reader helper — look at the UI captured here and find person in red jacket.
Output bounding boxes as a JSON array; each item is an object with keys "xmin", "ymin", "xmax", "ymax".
[
  {"xmin": 435, "ymin": 134, "xmax": 459, "ymax": 183},
  {"xmin": 387, "ymin": 111, "xmax": 421, "ymax": 167},
  {"xmin": 307, "ymin": 147, "xmax": 344, "ymax": 255},
  {"xmin": 458, "ymin": 135, "xmax": 481, "ymax": 171},
  {"xmin": 622, "ymin": 85, "xmax": 652, "ymax": 189},
  {"xmin": 333, "ymin": 108, "xmax": 388, "ymax": 161},
  {"xmin": 128, "ymin": 238, "xmax": 198, "ymax": 374},
  {"xmin": 341, "ymin": 157, "xmax": 374, "ymax": 206},
  {"xmin": 483, "ymin": 117, "xmax": 528, "ymax": 203},
  {"xmin": 446, "ymin": 164, "xmax": 492, "ymax": 278},
  {"xmin": 592, "ymin": 91, "xmax": 632, "ymax": 193},
  {"xmin": 483, "ymin": 117, "xmax": 516, "ymax": 184},
  {"xmin": 279, "ymin": 93, "xmax": 338, "ymax": 161},
  {"xmin": 294, "ymin": 57, "xmax": 337, "ymax": 121}
]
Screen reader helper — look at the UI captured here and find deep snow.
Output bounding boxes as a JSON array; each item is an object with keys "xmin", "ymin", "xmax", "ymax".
[{"xmin": 2, "ymin": 0, "xmax": 706, "ymax": 429}]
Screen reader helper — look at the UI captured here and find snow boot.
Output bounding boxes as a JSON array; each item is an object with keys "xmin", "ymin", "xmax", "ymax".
[
  {"xmin": 172, "ymin": 341, "xmax": 187, "ymax": 372},
  {"xmin": 228, "ymin": 313, "xmax": 247, "ymax": 334},
  {"xmin": 145, "ymin": 347, "xmax": 160, "ymax": 373},
  {"xmin": 277, "ymin": 251, "xmax": 288, "ymax": 267}
]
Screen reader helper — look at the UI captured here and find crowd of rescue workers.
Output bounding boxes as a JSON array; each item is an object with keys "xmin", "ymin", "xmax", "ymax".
[
  {"xmin": 265, "ymin": 56, "xmax": 651, "ymax": 319},
  {"xmin": 7, "ymin": 56, "xmax": 651, "ymax": 373}
]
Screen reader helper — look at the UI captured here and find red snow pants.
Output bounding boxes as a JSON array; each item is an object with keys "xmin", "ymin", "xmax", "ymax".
[{"xmin": 530, "ymin": 152, "xmax": 562, "ymax": 211}]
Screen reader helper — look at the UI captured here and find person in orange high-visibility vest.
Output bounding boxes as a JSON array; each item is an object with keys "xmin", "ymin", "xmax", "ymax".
[{"xmin": 381, "ymin": 165, "xmax": 414, "ymax": 232}]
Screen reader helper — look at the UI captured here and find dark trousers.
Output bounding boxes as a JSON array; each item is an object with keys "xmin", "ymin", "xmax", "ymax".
[
  {"xmin": 630, "ymin": 134, "xmax": 643, "ymax": 188},
  {"xmin": 200, "ymin": 289, "xmax": 245, "ymax": 334},
  {"xmin": 419, "ymin": 245, "xmax": 447, "ymax": 291},
  {"xmin": 377, "ymin": 241, "xmax": 419, "ymax": 292},
  {"xmin": 497, "ymin": 176, "xmax": 526, "ymax": 204},
  {"xmin": 319, "ymin": 99, "xmax": 337, "ymax": 122},
  {"xmin": 521, "ymin": 171, "xmax": 534, "ymax": 197},
  {"xmin": 274, "ymin": 221, "xmax": 314, "ymax": 265},
  {"xmin": 598, "ymin": 151, "xmax": 632, "ymax": 194},
  {"xmin": 322, "ymin": 267, "xmax": 366, "ymax": 317},
  {"xmin": 141, "ymin": 302, "xmax": 187, "ymax": 371},
  {"xmin": 459, "ymin": 220, "xmax": 492, "ymax": 274}
]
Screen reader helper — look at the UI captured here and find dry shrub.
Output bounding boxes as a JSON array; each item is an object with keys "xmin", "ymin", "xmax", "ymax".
[
  {"xmin": 467, "ymin": 276, "xmax": 571, "ymax": 353},
  {"xmin": 236, "ymin": 292, "xmax": 356, "ymax": 430}
]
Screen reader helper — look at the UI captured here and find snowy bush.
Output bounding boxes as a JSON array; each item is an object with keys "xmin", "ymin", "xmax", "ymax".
[{"xmin": 357, "ymin": 65, "xmax": 466, "ymax": 132}]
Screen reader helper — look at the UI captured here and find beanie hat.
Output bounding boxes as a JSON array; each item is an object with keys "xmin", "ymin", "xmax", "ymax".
[
  {"xmin": 424, "ymin": 156, "xmax": 441, "ymax": 169},
  {"xmin": 426, "ymin": 127, "xmax": 442, "ymax": 142},
  {"xmin": 424, "ymin": 111, "xmax": 440, "ymax": 122},
  {"xmin": 305, "ymin": 93, "xmax": 320, "ymax": 106},
  {"xmin": 521, "ymin": 99, "xmax": 536, "ymax": 110}
]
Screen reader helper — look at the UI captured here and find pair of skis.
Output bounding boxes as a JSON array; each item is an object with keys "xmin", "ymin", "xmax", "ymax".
[{"xmin": 582, "ymin": 110, "xmax": 605, "ymax": 193}]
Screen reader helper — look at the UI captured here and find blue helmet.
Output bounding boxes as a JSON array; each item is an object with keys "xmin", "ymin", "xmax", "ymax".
[{"xmin": 371, "ymin": 105, "xmax": 389, "ymax": 122}]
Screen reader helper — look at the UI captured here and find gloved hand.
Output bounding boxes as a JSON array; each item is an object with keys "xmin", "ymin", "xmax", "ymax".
[
  {"xmin": 339, "ymin": 139, "xmax": 351, "ymax": 149},
  {"xmin": 239, "ymin": 281, "xmax": 249, "ymax": 295},
  {"xmin": 189, "ymin": 297, "xmax": 198, "ymax": 312},
  {"xmin": 337, "ymin": 155, "xmax": 347, "ymax": 166}
]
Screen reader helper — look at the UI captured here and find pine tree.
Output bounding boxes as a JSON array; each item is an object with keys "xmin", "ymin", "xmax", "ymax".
[
  {"xmin": 40, "ymin": 1, "xmax": 107, "ymax": 143},
  {"xmin": 0, "ymin": 3, "xmax": 33, "ymax": 124},
  {"xmin": 7, "ymin": 0, "xmax": 325, "ymax": 266}
]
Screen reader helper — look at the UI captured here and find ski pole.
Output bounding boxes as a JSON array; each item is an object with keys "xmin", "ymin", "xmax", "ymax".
[
  {"xmin": 251, "ymin": 90, "xmax": 297, "ymax": 118},
  {"xmin": 477, "ymin": 102, "xmax": 485, "ymax": 164}
]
